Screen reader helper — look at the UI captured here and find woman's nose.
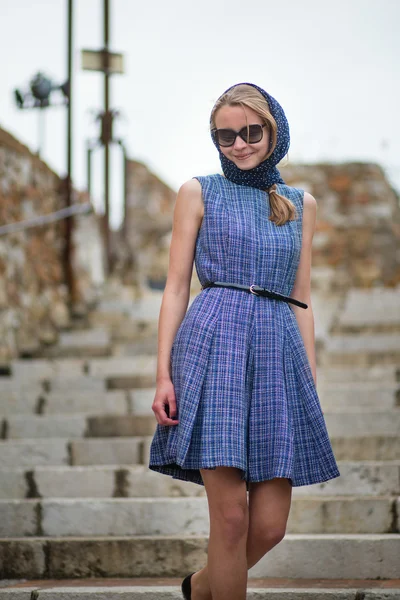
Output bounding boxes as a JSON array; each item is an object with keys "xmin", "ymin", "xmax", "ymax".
[{"xmin": 233, "ymin": 134, "xmax": 247, "ymax": 149}]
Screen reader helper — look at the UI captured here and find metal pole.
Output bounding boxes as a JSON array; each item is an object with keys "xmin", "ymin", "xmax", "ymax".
[
  {"xmin": 87, "ymin": 143, "xmax": 92, "ymax": 198},
  {"xmin": 121, "ymin": 141, "xmax": 128, "ymax": 240},
  {"xmin": 38, "ymin": 107, "xmax": 45, "ymax": 157},
  {"xmin": 103, "ymin": 0, "xmax": 111, "ymax": 273},
  {"xmin": 64, "ymin": 0, "xmax": 75, "ymax": 302}
]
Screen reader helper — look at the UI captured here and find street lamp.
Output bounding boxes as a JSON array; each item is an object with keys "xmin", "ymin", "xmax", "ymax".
[{"xmin": 14, "ymin": 71, "xmax": 69, "ymax": 156}]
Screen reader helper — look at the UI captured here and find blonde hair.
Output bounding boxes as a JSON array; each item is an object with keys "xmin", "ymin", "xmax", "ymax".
[{"xmin": 211, "ymin": 84, "xmax": 297, "ymax": 226}]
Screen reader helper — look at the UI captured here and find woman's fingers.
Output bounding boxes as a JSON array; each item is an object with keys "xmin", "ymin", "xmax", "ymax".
[
  {"xmin": 167, "ymin": 395, "xmax": 178, "ymax": 419},
  {"xmin": 152, "ymin": 389, "xmax": 179, "ymax": 426}
]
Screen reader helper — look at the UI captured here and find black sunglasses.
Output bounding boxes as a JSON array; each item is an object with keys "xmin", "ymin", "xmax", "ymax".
[{"xmin": 213, "ymin": 124, "xmax": 266, "ymax": 147}]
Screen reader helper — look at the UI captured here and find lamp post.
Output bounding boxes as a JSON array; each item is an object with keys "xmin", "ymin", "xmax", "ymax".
[
  {"xmin": 81, "ymin": 0, "xmax": 125, "ymax": 274},
  {"xmin": 13, "ymin": 0, "xmax": 76, "ymax": 304},
  {"xmin": 14, "ymin": 72, "xmax": 69, "ymax": 156}
]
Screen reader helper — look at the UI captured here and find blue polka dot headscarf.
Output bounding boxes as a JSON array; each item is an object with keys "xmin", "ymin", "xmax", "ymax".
[{"xmin": 211, "ymin": 82, "xmax": 290, "ymax": 190}]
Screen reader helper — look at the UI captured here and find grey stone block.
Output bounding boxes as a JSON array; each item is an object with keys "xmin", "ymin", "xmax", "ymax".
[
  {"xmin": 33, "ymin": 587, "xmax": 182, "ymax": 599},
  {"xmin": 324, "ymin": 411, "xmax": 400, "ymax": 437},
  {"xmin": 0, "ymin": 469, "xmax": 27, "ymax": 499},
  {"xmin": 293, "ymin": 461, "xmax": 400, "ymax": 497},
  {"xmin": 286, "ymin": 496, "xmax": 394, "ymax": 534},
  {"xmin": 2, "ymin": 496, "xmax": 395, "ymax": 537},
  {"xmin": 125, "ymin": 466, "xmax": 205, "ymax": 498},
  {"xmin": 85, "ymin": 415, "xmax": 156, "ymax": 437},
  {"xmin": 248, "ymin": 534, "xmax": 400, "ymax": 579},
  {"xmin": 322, "ymin": 335, "xmax": 400, "ymax": 366},
  {"xmin": 43, "ymin": 391, "xmax": 128, "ymax": 415},
  {"xmin": 0, "ymin": 439, "xmax": 69, "ymax": 467},
  {"xmin": 0, "ymin": 538, "xmax": 45, "ymax": 578},
  {"xmin": 11, "ymin": 359, "xmax": 86, "ymax": 381},
  {"xmin": 34, "ymin": 466, "xmax": 115, "ymax": 498},
  {"xmin": 41, "ymin": 498, "xmax": 209, "ymax": 536},
  {"xmin": 317, "ymin": 365, "xmax": 398, "ymax": 384},
  {"xmin": 44, "ymin": 536, "xmax": 208, "ymax": 578},
  {"xmin": 6, "ymin": 415, "xmax": 87, "ymax": 439},
  {"xmin": 129, "ymin": 389, "xmax": 155, "ymax": 415},
  {"xmin": 48, "ymin": 376, "xmax": 106, "ymax": 392},
  {"xmin": 47, "ymin": 329, "xmax": 111, "ymax": 358},
  {"xmin": 0, "ymin": 380, "xmax": 42, "ymax": 394},
  {"xmin": 69, "ymin": 438, "xmax": 143, "ymax": 466},
  {"xmin": 0, "ymin": 500, "xmax": 38, "ymax": 536},
  {"xmin": 0, "ymin": 590, "xmax": 37, "ymax": 599},
  {"xmin": 88, "ymin": 356, "xmax": 157, "ymax": 379},
  {"xmin": 331, "ymin": 436, "xmax": 400, "ymax": 460},
  {"xmin": 326, "ymin": 334, "xmax": 400, "ymax": 354},
  {"xmin": 319, "ymin": 384, "xmax": 399, "ymax": 411},
  {"xmin": 0, "ymin": 535, "xmax": 398, "ymax": 579},
  {"xmin": 363, "ymin": 592, "xmax": 400, "ymax": 600},
  {"xmin": 0, "ymin": 397, "xmax": 39, "ymax": 416},
  {"xmin": 338, "ymin": 287, "xmax": 400, "ymax": 329}
]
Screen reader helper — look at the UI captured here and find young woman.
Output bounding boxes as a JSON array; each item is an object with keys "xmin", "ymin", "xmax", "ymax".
[{"xmin": 149, "ymin": 82, "xmax": 340, "ymax": 600}]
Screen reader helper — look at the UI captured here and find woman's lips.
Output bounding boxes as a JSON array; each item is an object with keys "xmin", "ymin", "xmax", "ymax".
[{"xmin": 235, "ymin": 153, "xmax": 253, "ymax": 160}]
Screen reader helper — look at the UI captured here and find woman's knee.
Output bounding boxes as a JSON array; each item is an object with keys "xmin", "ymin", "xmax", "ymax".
[
  {"xmin": 201, "ymin": 467, "xmax": 249, "ymax": 544},
  {"xmin": 210, "ymin": 500, "xmax": 249, "ymax": 544},
  {"xmin": 250, "ymin": 522, "xmax": 286, "ymax": 551}
]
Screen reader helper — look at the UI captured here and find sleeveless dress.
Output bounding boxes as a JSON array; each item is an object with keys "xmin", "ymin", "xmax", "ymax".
[{"xmin": 149, "ymin": 174, "xmax": 341, "ymax": 487}]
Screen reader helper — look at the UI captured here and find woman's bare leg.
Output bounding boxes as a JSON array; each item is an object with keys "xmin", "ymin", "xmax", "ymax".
[
  {"xmin": 191, "ymin": 476, "xmax": 292, "ymax": 600},
  {"xmin": 190, "ymin": 467, "xmax": 249, "ymax": 600}
]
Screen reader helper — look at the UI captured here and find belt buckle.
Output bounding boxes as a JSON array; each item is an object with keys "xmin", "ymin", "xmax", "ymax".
[{"xmin": 249, "ymin": 284, "xmax": 261, "ymax": 296}]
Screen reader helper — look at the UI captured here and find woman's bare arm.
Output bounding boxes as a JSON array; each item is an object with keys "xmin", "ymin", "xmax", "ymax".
[
  {"xmin": 152, "ymin": 177, "xmax": 204, "ymax": 425},
  {"xmin": 290, "ymin": 192, "xmax": 318, "ymax": 385}
]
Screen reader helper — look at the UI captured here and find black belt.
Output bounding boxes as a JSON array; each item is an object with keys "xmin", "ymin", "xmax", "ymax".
[{"xmin": 201, "ymin": 281, "xmax": 308, "ymax": 309}]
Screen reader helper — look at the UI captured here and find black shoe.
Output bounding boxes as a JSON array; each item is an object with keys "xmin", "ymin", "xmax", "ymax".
[{"xmin": 181, "ymin": 572, "xmax": 195, "ymax": 600}]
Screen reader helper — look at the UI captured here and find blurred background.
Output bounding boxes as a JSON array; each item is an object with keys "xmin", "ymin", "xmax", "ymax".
[
  {"xmin": 1, "ymin": 0, "xmax": 399, "ymax": 228},
  {"xmin": 1, "ymin": 1, "xmax": 400, "ymax": 590}
]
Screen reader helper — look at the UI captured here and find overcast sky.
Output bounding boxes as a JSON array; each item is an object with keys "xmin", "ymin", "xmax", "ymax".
[{"xmin": 0, "ymin": 0, "xmax": 399, "ymax": 228}]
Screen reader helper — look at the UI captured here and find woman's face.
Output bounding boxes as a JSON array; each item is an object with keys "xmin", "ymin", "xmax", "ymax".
[{"xmin": 214, "ymin": 104, "xmax": 270, "ymax": 170}]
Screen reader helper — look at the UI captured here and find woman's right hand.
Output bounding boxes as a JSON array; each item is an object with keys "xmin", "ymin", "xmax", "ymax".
[{"xmin": 152, "ymin": 378, "xmax": 179, "ymax": 426}]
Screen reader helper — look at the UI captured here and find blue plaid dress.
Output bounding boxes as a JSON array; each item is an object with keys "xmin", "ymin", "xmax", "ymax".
[{"xmin": 149, "ymin": 174, "xmax": 340, "ymax": 487}]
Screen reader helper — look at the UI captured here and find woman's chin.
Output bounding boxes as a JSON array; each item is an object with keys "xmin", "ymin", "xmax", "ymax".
[{"xmin": 233, "ymin": 161, "xmax": 258, "ymax": 171}]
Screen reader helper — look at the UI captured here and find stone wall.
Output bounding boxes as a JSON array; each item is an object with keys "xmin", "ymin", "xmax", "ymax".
[
  {"xmin": 0, "ymin": 127, "xmax": 104, "ymax": 361},
  {"xmin": 114, "ymin": 159, "xmax": 176, "ymax": 293},
  {"xmin": 117, "ymin": 159, "xmax": 400, "ymax": 296},
  {"xmin": 281, "ymin": 161, "xmax": 400, "ymax": 291}
]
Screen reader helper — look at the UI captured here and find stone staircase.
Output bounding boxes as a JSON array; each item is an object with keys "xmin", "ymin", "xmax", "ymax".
[{"xmin": 0, "ymin": 283, "xmax": 399, "ymax": 598}]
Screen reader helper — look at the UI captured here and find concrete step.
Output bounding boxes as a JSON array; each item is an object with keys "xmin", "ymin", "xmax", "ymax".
[
  {"xmin": 316, "ymin": 365, "xmax": 399, "ymax": 384},
  {"xmin": 45, "ymin": 376, "xmax": 107, "ymax": 393},
  {"xmin": 1, "ymin": 584, "xmax": 400, "ymax": 599},
  {"xmin": 0, "ymin": 375, "xmax": 106, "ymax": 395},
  {"xmin": 0, "ymin": 380, "xmax": 43, "ymax": 395},
  {"xmin": 335, "ymin": 286, "xmax": 400, "ymax": 333},
  {"xmin": 324, "ymin": 411, "xmax": 400, "ymax": 437},
  {"xmin": 88, "ymin": 356, "xmax": 157, "ymax": 379},
  {"xmin": 319, "ymin": 383, "xmax": 399, "ymax": 411},
  {"xmin": 0, "ymin": 437, "xmax": 145, "ymax": 467},
  {"xmin": 10, "ymin": 359, "xmax": 87, "ymax": 381},
  {"xmin": 331, "ymin": 435, "xmax": 400, "ymax": 460},
  {"xmin": 42, "ymin": 329, "xmax": 112, "ymax": 358},
  {"xmin": 0, "ymin": 534, "xmax": 398, "ymax": 579},
  {"xmin": 2, "ymin": 433, "xmax": 399, "ymax": 468},
  {"xmin": 0, "ymin": 462, "xmax": 399, "ymax": 500},
  {"xmin": 2, "ymin": 414, "xmax": 156, "ymax": 439},
  {"xmin": 322, "ymin": 334, "xmax": 400, "ymax": 366},
  {"xmin": 0, "ymin": 496, "xmax": 398, "ymax": 537},
  {"xmin": 0, "ymin": 465, "xmax": 204, "ymax": 500},
  {"xmin": 3, "ymin": 411, "xmax": 396, "ymax": 440},
  {"xmin": 0, "ymin": 391, "xmax": 128, "ymax": 416},
  {"xmin": 127, "ymin": 387, "xmax": 400, "ymax": 423}
]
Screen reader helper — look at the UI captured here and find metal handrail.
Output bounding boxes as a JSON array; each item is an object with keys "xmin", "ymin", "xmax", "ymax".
[{"xmin": 0, "ymin": 202, "xmax": 93, "ymax": 236}]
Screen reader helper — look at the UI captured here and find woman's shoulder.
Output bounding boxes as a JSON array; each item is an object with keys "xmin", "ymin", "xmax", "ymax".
[
  {"xmin": 277, "ymin": 183, "xmax": 306, "ymax": 210},
  {"xmin": 190, "ymin": 173, "xmax": 231, "ymax": 198}
]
